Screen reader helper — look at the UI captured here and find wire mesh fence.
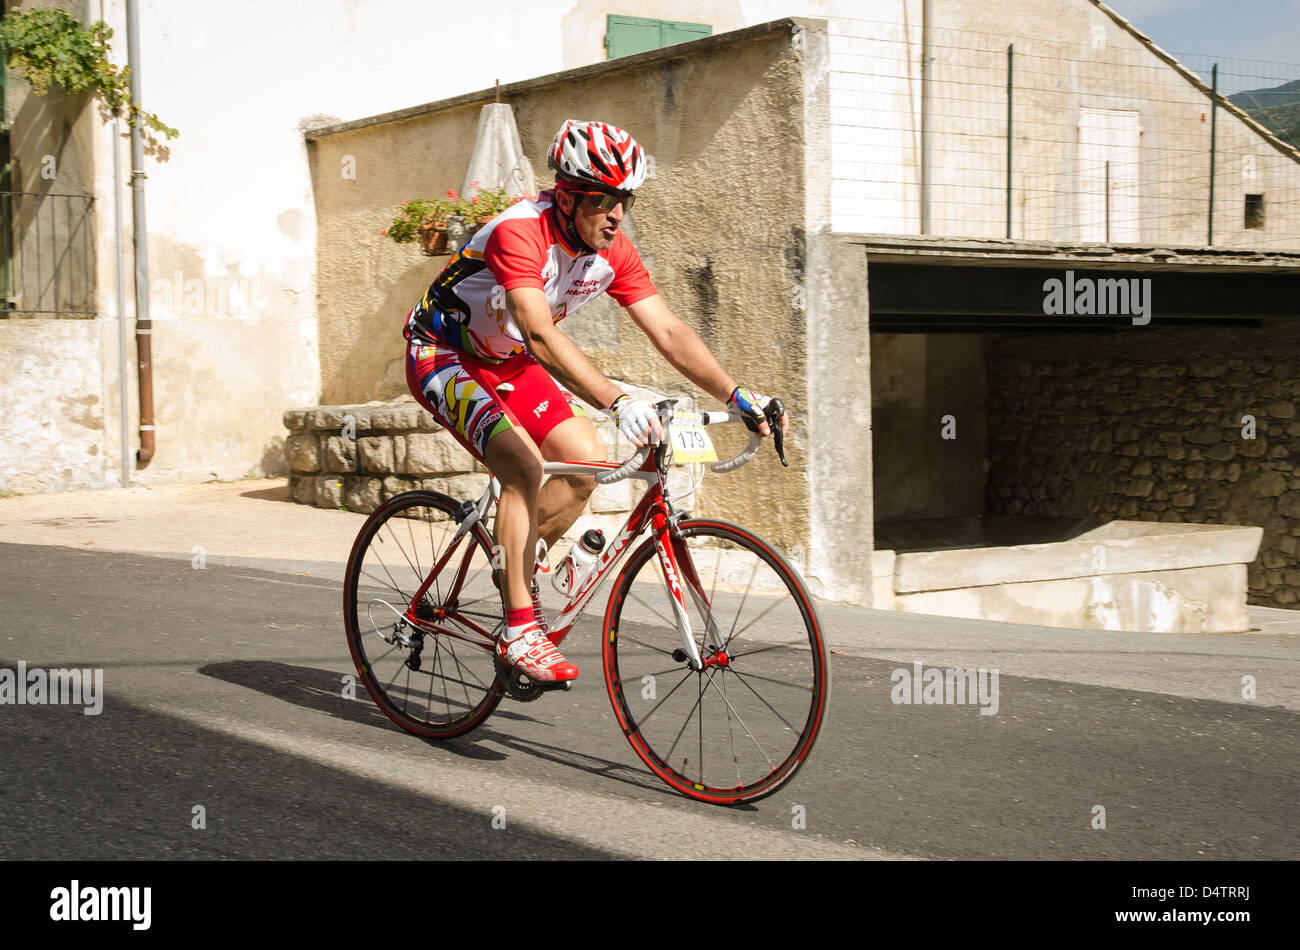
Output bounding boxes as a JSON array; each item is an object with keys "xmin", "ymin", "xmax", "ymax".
[
  {"xmin": 828, "ymin": 17, "xmax": 1300, "ymax": 250},
  {"xmin": 1, "ymin": 191, "xmax": 97, "ymax": 316}
]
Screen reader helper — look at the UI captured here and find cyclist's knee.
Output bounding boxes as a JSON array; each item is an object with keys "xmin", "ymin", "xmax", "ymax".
[{"xmin": 485, "ymin": 433, "xmax": 544, "ymax": 494}]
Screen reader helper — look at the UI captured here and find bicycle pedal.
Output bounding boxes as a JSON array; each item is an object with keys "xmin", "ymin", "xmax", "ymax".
[{"xmin": 494, "ymin": 656, "xmax": 574, "ymax": 701}]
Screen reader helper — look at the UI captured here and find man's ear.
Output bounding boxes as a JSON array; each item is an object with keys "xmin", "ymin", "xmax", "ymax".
[{"xmin": 554, "ymin": 189, "xmax": 574, "ymax": 215}]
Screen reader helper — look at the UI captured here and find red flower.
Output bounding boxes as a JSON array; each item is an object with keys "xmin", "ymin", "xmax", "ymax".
[
  {"xmin": 446, "ymin": 189, "xmax": 458, "ymax": 199},
  {"xmin": 381, "ymin": 230, "xmax": 388, "ymax": 236}
]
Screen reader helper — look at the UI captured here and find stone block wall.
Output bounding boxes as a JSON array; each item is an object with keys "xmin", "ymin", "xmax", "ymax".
[
  {"xmin": 282, "ymin": 386, "xmax": 700, "ymax": 551},
  {"xmin": 986, "ymin": 321, "xmax": 1300, "ymax": 607},
  {"xmin": 282, "ymin": 401, "xmax": 490, "ymax": 513}
]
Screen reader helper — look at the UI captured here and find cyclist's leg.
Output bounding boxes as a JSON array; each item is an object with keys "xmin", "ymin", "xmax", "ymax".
[
  {"xmin": 482, "ymin": 428, "xmax": 543, "ymax": 614},
  {"xmin": 489, "ymin": 359, "xmax": 607, "ymax": 551},
  {"xmin": 408, "ymin": 343, "xmax": 578, "ymax": 681},
  {"xmin": 406, "ymin": 342, "xmax": 539, "ymax": 615},
  {"xmin": 536, "ymin": 415, "xmax": 606, "ymax": 550}
]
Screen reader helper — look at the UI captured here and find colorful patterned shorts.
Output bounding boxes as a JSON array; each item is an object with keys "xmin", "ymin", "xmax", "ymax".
[{"xmin": 405, "ymin": 343, "xmax": 587, "ymax": 462}]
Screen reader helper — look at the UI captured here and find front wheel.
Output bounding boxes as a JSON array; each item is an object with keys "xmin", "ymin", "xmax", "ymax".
[{"xmin": 602, "ymin": 519, "xmax": 830, "ymax": 804}]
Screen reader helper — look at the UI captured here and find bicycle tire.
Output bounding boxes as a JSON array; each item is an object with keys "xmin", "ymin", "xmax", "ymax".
[
  {"xmin": 344, "ymin": 490, "xmax": 504, "ymax": 739},
  {"xmin": 601, "ymin": 518, "xmax": 830, "ymax": 804}
]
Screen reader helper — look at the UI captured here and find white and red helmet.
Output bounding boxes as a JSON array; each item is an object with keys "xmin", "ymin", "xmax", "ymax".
[{"xmin": 547, "ymin": 120, "xmax": 647, "ymax": 192}]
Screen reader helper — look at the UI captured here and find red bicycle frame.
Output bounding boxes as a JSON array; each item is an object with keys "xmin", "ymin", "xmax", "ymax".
[{"xmin": 396, "ymin": 444, "xmax": 721, "ymax": 671}]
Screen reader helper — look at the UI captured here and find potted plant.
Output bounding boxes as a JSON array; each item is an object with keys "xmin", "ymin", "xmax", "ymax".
[
  {"xmin": 383, "ymin": 197, "xmax": 453, "ymax": 255},
  {"xmin": 383, "ymin": 185, "xmax": 533, "ymax": 256}
]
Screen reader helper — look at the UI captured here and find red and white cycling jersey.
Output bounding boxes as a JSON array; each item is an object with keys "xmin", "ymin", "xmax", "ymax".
[{"xmin": 403, "ymin": 189, "xmax": 656, "ymax": 362}]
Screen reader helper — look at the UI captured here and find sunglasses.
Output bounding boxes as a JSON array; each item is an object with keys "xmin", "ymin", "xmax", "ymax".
[{"xmin": 569, "ymin": 189, "xmax": 636, "ymax": 212}]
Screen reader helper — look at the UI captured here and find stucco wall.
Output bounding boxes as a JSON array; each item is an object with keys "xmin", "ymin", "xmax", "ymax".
[
  {"xmin": 308, "ymin": 22, "xmax": 811, "ymax": 552},
  {"xmin": 828, "ymin": 0, "xmax": 1300, "ymax": 247},
  {"xmin": 1, "ymin": 0, "xmax": 105, "ymax": 491}
]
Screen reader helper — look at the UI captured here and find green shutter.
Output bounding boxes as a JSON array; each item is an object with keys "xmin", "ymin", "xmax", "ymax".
[{"xmin": 605, "ymin": 14, "xmax": 712, "ymax": 60}]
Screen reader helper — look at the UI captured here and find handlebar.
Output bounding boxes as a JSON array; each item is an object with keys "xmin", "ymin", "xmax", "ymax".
[{"xmin": 593, "ymin": 397, "xmax": 787, "ymax": 485}]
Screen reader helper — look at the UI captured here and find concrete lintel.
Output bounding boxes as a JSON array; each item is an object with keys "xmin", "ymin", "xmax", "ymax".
[
  {"xmin": 838, "ymin": 233, "xmax": 1300, "ymax": 274},
  {"xmin": 894, "ymin": 522, "xmax": 1264, "ymax": 593}
]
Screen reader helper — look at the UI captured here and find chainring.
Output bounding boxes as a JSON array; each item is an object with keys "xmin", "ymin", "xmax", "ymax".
[{"xmin": 493, "ymin": 655, "xmax": 547, "ymax": 702}]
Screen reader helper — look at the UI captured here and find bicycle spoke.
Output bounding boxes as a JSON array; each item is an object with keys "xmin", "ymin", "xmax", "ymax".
[
  {"xmin": 364, "ymin": 554, "xmax": 412, "ymax": 606},
  {"xmin": 705, "ymin": 672, "xmax": 774, "ymax": 770},
  {"xmin": 617, "ymin": 663, "xmax": 689, "ymax": 685},
  {"xmin": 617, "ymin": 632, "xmax": 678, "ymax": 658},
  {"xmin": 724, "ymin": 592, "xmax": 792, "ymax": 651},
  {"xmin": 725, "ymin": 556, "xmax": 761, "ymax": 645},
  {"xmin": 724, "ymin": 668, "xmax": 802, "ymax": 735},
  {"xmin": 382, "ymin": 518, "xmax": 425, "ymax": 586},
  {"xmin": 721, "ymin": 672, "xmax": 741, "ymax": 788},
  {"xmin": 698, "ymin": 673, "xmax": 704, "ymax": 785},
  {"xmin": 663, "ymin": 671, "xmax": 711, "ymax": 772},
  {"xmin": 726, "ymin": 640, "xmax": 808, "ymax": 661},
  {"xmin": 724, "ymin": 666, "xmax": 813, "ymax": 691},
  {"xmin": 627, "ymin": 587, "xmax": 678, "ymax": 632},
  {"xmin": 634, "ymin": 668, "xmax": 694, "ymax": 729}
]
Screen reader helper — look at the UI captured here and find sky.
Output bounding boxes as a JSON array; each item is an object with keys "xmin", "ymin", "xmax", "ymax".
[{"xmin": 1100, "ymin": 0, "xmax": 1300, "ymax": 94}]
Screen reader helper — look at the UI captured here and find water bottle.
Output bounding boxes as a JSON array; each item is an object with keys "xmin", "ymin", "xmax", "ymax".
[{"xmin": 552, "ymin": 529, "xmax": 606, "ymax": 595}]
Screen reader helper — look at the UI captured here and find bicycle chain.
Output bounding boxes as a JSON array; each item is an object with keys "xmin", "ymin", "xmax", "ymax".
[{"xmin": 401, "ymin": 661, "xmax": 491, "ymax": 695}]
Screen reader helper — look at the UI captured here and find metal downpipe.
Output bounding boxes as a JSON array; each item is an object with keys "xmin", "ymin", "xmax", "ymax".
[{"xmin": 126, "ymin": 0, "xmax": 154, "ymax": 466}]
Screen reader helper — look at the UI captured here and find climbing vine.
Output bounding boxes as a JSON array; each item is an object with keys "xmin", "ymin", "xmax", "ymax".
[{"xmin": 0, "ymin": 8, "xmax": 178, "ymax": 143}]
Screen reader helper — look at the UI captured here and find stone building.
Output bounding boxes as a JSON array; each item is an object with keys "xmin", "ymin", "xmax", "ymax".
[{"xmin": 3, "ymin": 0, "xmax": 1299, "ymax": 621}]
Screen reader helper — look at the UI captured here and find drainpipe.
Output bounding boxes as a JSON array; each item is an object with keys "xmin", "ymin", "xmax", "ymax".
[
  {"xmin": 920, "ymin": 0, "xmax": 933, "ymax": 234},
  {"xmin": 98, "ymin": 1, "xmax": 131, "ymax": 487},
  {"xmin": 113, "ymin": 108, "xmax": 130, "ymax": 485},
  {"xmin": 125, "ymin": 0, "xmax": 155, "ymax": 466}
]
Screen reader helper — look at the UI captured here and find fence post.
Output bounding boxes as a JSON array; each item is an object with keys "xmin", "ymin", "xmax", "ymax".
[
  {"xmin": 1006, "ymin": 43, "xmax": 1013, "ymax": 239},
  {"xmin": 1208, "ymin": 63, "xmax": 1218, "ymax": 246},
  {"xmin": 1105, "ymin": 160, "xmax": 1111, "ymax": 243}
]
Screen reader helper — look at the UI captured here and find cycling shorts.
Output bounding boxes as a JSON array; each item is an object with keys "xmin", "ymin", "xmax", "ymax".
[{"xmin": 405, "ymin": 342, "xmax": 588, "ymax": 463}]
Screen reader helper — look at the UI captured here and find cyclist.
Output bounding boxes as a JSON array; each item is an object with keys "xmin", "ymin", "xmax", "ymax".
[{"xmin": 403, "ymin": 119, "xmax": 787, "ymax": 684}]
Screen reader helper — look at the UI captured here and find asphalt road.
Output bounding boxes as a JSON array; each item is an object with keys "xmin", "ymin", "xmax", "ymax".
[{"xmin": 1, "ymin": 541, "xmax": 1296, "ymax": 860}]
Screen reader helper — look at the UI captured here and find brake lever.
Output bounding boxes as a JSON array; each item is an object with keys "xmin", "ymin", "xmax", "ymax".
[{"xmin": 766, "ymin": 398, "xmax": 788, "ymax": 467}]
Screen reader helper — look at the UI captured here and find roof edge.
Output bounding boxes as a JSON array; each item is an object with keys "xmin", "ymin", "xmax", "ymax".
[
  {"xmin": 1088, "ymin": 0, "xmax": 1300, "ymax": 164},
  {"xmin": 303, "ymin": 17, "xmax": 813, "ymax": 141}
]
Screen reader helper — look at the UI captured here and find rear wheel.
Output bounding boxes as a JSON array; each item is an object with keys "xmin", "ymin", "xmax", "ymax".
[
  {"xmin": 343, "ymin": 491, "xmax": 504, "ymax": 739},
  {"xmin": 602, "ymin": 519, "xmax": 830, "ymax": 804}
]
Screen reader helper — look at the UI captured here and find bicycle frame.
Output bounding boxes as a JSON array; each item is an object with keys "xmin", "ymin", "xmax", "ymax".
[{"xmin": 399, "ymin": 430, "xmax": 724, "ymax": 672}]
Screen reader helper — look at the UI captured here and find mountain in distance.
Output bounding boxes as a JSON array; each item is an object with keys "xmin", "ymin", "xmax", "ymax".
[{"xmin": 1228, "ymin": 78, "xmax": 1300, "ymax": 148}]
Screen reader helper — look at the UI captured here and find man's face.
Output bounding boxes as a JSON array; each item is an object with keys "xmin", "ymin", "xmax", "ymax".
[{"xmin": 557, "ymin": 187, "xmax": 630, "ymax": 251}]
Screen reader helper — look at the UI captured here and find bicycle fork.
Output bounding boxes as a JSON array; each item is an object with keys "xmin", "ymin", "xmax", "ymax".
[{"xmin": 652, "ymin": 512, "xmax": 727, "ymax": 672}]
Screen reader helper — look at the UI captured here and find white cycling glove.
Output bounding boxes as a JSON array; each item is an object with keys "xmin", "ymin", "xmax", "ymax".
[{"xmin": 609, "ymin": 395, "xmax": 661, "ymax": 446}]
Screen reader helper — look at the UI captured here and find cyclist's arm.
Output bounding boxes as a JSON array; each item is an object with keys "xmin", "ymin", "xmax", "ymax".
[
  {"xmin": 506, "ymin": 287, "xmax": 623, "ymax": 410},
  {"xmin": 624, "ymin": 294, "xmax": 786, "ymax": 436},
  {"xmin": 622, "ymin": 294, "xmax": 735, "ymax": 404}
]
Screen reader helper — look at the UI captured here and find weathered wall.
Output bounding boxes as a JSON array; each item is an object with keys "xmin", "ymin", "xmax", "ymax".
[
  {"xmin": 986, "ymin": 321, "xmax": 1300, "ymax": 607},
  {"xmin": 308, "ymin": 22, "xmax": 811, "ymax": 551},
  {"xmin": 1, "ymin": 0, "xmax": 107, "ymax": 492},
  {"xmin": 828, "ymin": 0, "xmax": 1300, "ymax": 247}
]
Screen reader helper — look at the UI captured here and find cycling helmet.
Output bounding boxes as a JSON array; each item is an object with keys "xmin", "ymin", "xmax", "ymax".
[{"xmin": 547, "ymin": 119, "xmax": 647, "ymax": 192}]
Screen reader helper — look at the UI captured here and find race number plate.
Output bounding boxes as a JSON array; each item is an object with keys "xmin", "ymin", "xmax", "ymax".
[{"xmin": 670, "ymin": 411, "xmax": 716, "ymax": 464}]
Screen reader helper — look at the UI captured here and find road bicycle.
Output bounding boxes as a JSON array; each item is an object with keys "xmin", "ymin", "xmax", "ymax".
[{"xmin": 343, "ymin": 399, "xmax": 829, "ymax": 804}]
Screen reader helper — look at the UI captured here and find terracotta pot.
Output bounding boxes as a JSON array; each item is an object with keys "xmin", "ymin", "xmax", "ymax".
[{"xmin": 418, "ymin": 222, "xmax": 448, "ymax": 256}]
